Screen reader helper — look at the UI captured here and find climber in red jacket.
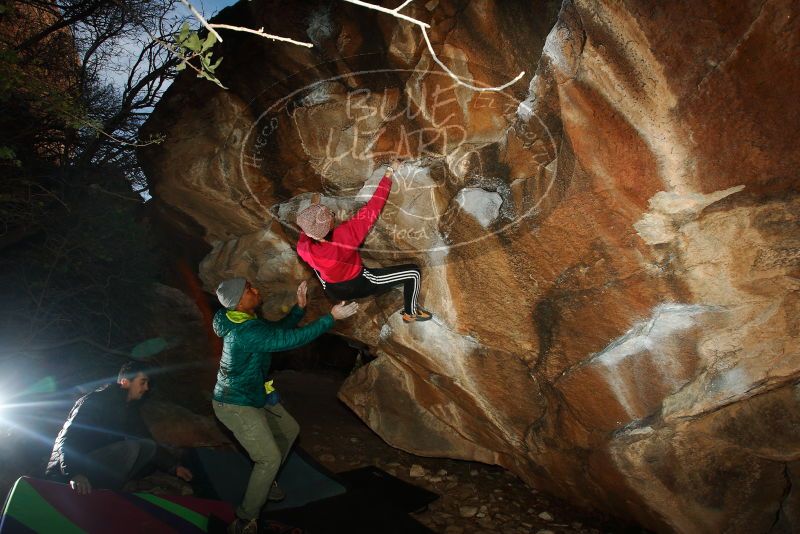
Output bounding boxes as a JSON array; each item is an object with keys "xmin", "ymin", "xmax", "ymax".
[{"xmin": 295, "ymin": 160, "xmax": 432, "ymax": 323}]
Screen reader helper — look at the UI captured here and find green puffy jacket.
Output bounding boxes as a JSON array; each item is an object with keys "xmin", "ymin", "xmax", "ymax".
[{"xmin": 212, "ymin": 305, "xmax": 335, "ymax": 407}]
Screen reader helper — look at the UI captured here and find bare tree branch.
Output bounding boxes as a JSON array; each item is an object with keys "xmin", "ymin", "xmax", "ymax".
[
  {"xmin": 344, "ymin": 0, "xmax": 430, "ymax": 28},
  {"xmin": 178, "ymin": 0, "xmax": 222, "ymax": 42},
  {"xmin": 344, "ymin": 0, "xmax": 525, "ymax": 92},
  {"xmin": 177, "ymin": 0, "xmax": 313, "ymax": 48},
  {"xmin": 207, "ymin": 23, "xmax": 313, "ymax": 47},
  {"xmin": 15, "ymin": 0, "xmax": 105, "ymax": 52},
  {"xmin": 420, "ymin": 26, "xmax": 525, "ymax": 92}
]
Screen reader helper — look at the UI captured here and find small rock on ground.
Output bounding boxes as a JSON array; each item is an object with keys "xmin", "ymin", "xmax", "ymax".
[
  {"xmin": 459, "ymin": 506, "xmax": 478, "ymax": 518},
  {"xmin": 410, "ymin": 464, "xmax": 427, "ymax": 477}
]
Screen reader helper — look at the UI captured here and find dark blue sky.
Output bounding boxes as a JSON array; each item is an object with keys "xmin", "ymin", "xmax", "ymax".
[{"xmin": 199, "ymin": 0, "xmax": 238, "ymax": 17}]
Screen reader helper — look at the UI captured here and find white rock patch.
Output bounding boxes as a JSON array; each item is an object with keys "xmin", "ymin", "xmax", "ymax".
[
  {"xmin": 590, "ymin": 303, "xmax": 709, "ymax": 416},
  {"xmin": 592, "ymin": 304, "xmax": 708, "ymax": 367},
  {"xmin": 634, "ymin": 186, "xmax": 745, "ymax": 245},
  {"xmin": 454, "ymin": 188, "xmax": 502, "ymax": 228},
  {"xmin": 306, "ymin": 6, "xmax": 335, "ymax": 46}
]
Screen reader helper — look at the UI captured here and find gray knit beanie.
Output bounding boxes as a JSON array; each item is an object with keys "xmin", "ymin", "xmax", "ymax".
[{"xmin": 216, "ymin": 277, "xmax": 247, "ymax": 309}]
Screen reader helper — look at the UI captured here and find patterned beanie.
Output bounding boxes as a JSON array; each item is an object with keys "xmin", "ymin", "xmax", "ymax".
[{"xmin": 296, "ymin": 204, "xmax": 334, "ymax": 240}]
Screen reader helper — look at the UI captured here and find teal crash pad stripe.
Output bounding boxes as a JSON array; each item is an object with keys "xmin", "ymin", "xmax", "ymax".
[{"xmin": 134, "ymin": 493, "xmax": 208, "ymax": 531}]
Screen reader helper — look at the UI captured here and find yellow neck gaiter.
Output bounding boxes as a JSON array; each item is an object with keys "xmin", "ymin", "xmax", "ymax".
[{"xmin": 226, "ymin": 310, "xmax": 256, "ymax": 323}]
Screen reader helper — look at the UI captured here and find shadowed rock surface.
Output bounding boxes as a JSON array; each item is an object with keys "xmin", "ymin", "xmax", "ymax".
[{"xmin": 139, "ymin": 1, "xmax": 800, "ymax": 532}]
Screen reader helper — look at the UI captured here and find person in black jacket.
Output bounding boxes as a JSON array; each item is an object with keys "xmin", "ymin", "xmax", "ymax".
[{"xmin": 45, "ymin": 361, "xmax": 192, "ymax": 494}]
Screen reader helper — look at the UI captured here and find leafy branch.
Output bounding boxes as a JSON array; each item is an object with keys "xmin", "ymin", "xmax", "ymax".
[
  {"xmin": 169, "ymin": 0, "xmax": 313, "ymax": 88},
  {"xmin": 173, "ymin": 21, "xmax": 226, "ymax": 88}
]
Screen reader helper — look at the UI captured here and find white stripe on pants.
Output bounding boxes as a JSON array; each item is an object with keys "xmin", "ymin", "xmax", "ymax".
[{"xmin": 361, "ymin": 267, "xmax": 420, "ymax": 313}]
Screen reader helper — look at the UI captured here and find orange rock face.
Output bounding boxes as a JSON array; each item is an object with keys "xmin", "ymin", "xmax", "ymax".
[{"xmin": 139, "ymin": 1, "xmax": 800, "ymax": 531}]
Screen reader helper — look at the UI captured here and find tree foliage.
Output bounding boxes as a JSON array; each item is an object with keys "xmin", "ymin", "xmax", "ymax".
[
  {"xmin": 174, "ymin": 21, "xmax": 224, "ymax": 87},
  {"xmin": 0, "ymin": 0, "xmax": 311, "ymax": 361},
  {"xmin": 0, "ymin": 0, "xmax": 184, "ymax": 360}
]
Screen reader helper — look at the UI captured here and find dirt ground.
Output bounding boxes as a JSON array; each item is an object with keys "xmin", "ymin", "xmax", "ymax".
[
  {"xmin": 0, "ymin": 363, "xmax": 645, "ymax": 533},
  {"xmin": 275, "ymin": 369, "xmax": 645, "ymax": 534}
]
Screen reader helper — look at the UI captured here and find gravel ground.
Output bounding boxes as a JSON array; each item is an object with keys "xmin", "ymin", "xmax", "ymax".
[{"xmin": 275, "ymin": 369, "xmax": 645, "ymax": 534}]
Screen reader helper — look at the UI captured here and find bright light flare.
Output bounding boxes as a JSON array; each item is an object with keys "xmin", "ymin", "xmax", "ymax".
[{"xmin": 0, "ymin": 390, "xmax": 8, "ymax": 418}]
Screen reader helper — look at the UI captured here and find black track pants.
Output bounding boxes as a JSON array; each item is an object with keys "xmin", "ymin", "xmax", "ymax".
[{"xmin": 320, "ymin": 264, "xmax": 422, "ymax": 315}]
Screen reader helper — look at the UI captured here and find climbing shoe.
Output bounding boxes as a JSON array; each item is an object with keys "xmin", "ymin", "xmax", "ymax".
[
  {"xmin": 227, "ymin": 518, "xmax": 257, "ymax": 534},
  {"xmin": 402, "ymin": 308, "xmax": 433, "ymax": 323},
  {"xmin": 268, "ymin": 481, "xmax": 286, "ymax": 502}
]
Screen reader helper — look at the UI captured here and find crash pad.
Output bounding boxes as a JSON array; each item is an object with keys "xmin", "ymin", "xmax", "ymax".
[
  {"xmin": 267, "ymin": 465, "xmax": 439, "ymax": 533},
  {"xmin": 0, "ymin": 476, "xmax": 234, "ymax": 533},
  {"xmin": 184, "ymin": 447, "xmax": 347, "ymax": 511}
]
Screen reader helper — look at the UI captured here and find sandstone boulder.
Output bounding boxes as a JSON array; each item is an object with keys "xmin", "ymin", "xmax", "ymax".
[{"xmin": 139, "ymin": 1, "xmax": 800, "ymax": 531}]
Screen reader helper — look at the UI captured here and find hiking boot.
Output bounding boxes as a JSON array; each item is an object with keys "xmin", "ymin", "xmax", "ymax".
[
  {"xmin": 268, "ymin": 480, "xmax": 286, "ymax": 502},
  {"xmin": 402, "ymin": 308, "xmax": 433, "ymax": 323},
  {"xmin": 227, "ymin": 518, "xmax": 257, "ymax": 534}
]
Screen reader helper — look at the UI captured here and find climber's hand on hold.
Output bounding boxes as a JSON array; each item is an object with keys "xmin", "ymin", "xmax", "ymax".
[
  {"xmin": 387, "ymin": 159, "xmax": 401, "ymax": 175},
  {"xmin": 331, "ymin": 301, "xmax": 359, "ymax": 320},
  {"xmin": 296, "ymin": 280, "xmax": 308, "ymax": 308}
]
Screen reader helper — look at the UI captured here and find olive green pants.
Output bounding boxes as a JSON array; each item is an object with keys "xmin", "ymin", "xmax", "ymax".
[{"xmin": 212, "ymin": 401, "xmax": 299, "ymax": 520}]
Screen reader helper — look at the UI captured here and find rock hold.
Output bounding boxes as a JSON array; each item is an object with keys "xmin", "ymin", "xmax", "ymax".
[{"xmin": 410, "ymin": 464, "xmax": 427, "ymax": 478}]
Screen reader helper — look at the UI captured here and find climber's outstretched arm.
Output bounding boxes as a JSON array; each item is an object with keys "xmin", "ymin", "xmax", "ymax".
[{"xmin": 334, "ymin": 164, "xmax": 395, "ymax": 245}]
